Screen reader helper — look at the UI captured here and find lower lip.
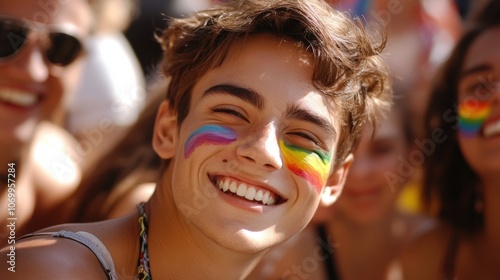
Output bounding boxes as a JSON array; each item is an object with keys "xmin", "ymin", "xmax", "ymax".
[
  {"xmin": 212, "ymin": 183, "xmax": 272, "ymax": 213},
  {"xmin": 0, "ymin": 100, "xmax": 39, "ymax": 113}
]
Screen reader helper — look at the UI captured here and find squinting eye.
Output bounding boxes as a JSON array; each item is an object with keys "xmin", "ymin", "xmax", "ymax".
[
  {"xmin": 470, "ymin": 83, "xmax": 490, "ymax": 94},
  {"xmin": 288, "ymin": 132, "xmax": 322, "ymax": 147},
  {"xmin": 462, "ymin": 79, "xmax": 496, "ymax": 99},
  {"xmin": 212, "ymin": 108, "xmax": 249, "ymax": 122}
]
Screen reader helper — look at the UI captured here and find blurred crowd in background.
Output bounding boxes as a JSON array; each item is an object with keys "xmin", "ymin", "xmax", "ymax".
[{"xmin": 2, "ymin": 0, "xmax": 500, "ymax": 279}]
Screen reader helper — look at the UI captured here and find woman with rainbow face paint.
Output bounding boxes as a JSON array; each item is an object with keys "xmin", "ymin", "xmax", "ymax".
[{"xmin": 395, "ymin": 1, "xmax": 500, "ymax": 279}]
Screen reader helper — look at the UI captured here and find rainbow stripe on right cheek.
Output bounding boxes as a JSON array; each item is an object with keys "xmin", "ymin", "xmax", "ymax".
[
  {"xmin": 279, "ymin": 140, "xmax": 331, "ymax": 193},
  {"xmin": 458, "ymin": 100, "xmax": 491, "ymax": 137}
]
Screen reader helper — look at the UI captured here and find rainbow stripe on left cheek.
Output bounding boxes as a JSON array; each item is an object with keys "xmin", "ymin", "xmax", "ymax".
[
  {"xmin": 184, "ymin": 125, "xmax": 237, "ymax": 158},
  {"xmin": 279, "ymin": 140, "xmax": 332, "ymax": 193},
  {"xmin": 458, "ymin": 100, "xmax": 491, "ymax": 137}
]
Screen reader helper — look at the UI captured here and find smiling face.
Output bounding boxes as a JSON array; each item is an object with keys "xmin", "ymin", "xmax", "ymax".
[
  {"xmin": 457, "ymin": 26, "xmax": 500, "ymax": 180},
  {"xmin": 154, "ymin": 35, "xmax": 349, "ymax": 253},
  {"xmin": 334, "ymin": 112, "xmax": 408, "ymax": 224},
  {"xmin": 0, "ymin": 0, "xmax": 91, "ymax": 162}
]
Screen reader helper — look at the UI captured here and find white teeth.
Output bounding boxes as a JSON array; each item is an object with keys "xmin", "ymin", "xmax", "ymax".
[
  {"xmin": 262, "ymin": 191, "xmax": 270, "ymax": 205},
  {"xmin": 255, "ymin": 190, "xmax": 263, "ymax": 201},
  {"xmin": 236, "ymin": 183, "xmax": 247, "ymax": 197},
  {"xmin": 222, "ymin": 180, "xmax": 230, "ymax": 192},
  {"xmin": 217, "ymin": 178, "xmax": 278, "ymax": 205},
  {"xmin": 229, "ymin": 181, "xmax": 237, "ymax": 193},
  {"xmin": 0, "ymin": 90, "xmax": 38, "ymax": 107},
  {"xmin": 245, "ymin": 187, "xmax": 256, "ymax": 200},
  {"xmin": 484, "ymin": 120, "xmax": 500, "ymax": 137},
  {"xmin": 267, "ymin": 196, "xmax": 275, "ymax": 205}
]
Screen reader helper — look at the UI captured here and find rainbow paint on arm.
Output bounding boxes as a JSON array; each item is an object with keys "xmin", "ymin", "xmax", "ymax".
[
  {"xmin": 458, "ymin": 99, "xmax": 491, "ymax": 137},
  {"xmin": 279, "ymin": 140, "xmax": 332, "ymax": 193},
  {"xmin": 184, "ymin": 125, "xmax": 237, "ymax": 158}
]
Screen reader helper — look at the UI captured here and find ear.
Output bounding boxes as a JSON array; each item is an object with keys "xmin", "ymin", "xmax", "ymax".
[
  {"xmin": 319, "ymin": 153, "xmax": 353, "ymax": 207},
  {"xmin": 152, "ymin": 100, "xmax": 178, "ymax": 159}
]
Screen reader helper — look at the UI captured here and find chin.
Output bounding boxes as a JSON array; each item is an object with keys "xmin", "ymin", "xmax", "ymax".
[
  {"xmin": 339, "ymin": 204, "xmax": 385, "ymax": 225},
  {"xmin": 213, "ymin": 229, "xmax": 283, "ymax": 255},
  {"xmin": 352, "ymin": 213, "xmax": 385, "ymax": 225}
]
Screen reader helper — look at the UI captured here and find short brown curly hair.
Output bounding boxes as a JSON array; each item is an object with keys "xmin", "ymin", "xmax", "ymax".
[{"xmin": 159, "ymin": 0, "xmax": 392, "ymax": 167}]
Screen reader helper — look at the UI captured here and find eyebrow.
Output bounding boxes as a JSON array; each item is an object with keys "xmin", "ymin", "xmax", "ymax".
[
  {"xmin": 459, "ymin": 64, "xmax": 491, "ymax": 79},
  {"xmin": 202, "ymin": 84, "xmax": 264, "ymax": 110},
  {"xmin": 203, "ymin": 84, "xmax": 336, "ymax": 138},
  {"xmin": 285, "ymin": 104, "xmax": 337, "ymax": 139}
]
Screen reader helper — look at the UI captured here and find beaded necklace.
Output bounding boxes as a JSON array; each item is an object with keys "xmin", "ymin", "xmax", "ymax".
[{"xmin": 136, "ymin": 203, "xmax": 151, "ymax": 279}]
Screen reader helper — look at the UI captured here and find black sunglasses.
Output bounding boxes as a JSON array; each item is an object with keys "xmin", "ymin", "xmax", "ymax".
[{"xmin": 0, "ymin": 15, "xmax": 84, "ymax": 66}]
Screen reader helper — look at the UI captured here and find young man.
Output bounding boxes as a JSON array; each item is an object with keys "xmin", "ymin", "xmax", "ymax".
[
  {"xmin": 0, "ymin": 0, "xmax": 391, "ymax": 278},
  {"xmin": 0, "ymin": 0, "xmax": 92, "ymax": 243}
]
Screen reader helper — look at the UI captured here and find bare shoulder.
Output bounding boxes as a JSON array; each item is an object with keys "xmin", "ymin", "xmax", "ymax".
[
  {"xmin": 397, "ymin": 223, "xmax": 453, "ymax": 280},
  {"xmin": 0, "ymin": 231, "xmax": 111, "ymax": 279}
]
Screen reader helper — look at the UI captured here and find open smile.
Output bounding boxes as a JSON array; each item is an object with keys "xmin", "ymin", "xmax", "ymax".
[
  {"xmin": 483, "ymin": 117, "xmax": 500, "ymax": 138},
  {"xmin": 209, "ymin": 174, "xmax": 286, "ymax": 206},
  {"xmin": 0, "ymin": 89, "xmax": 42, "ymax": 109}
]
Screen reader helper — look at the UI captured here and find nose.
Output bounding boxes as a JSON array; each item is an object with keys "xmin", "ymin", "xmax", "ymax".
[
  {"xmin": 347, "ymin": 155, "xmax": 372, "ymax": 179},
  {"xmin": 236, "ymin": 124, "xmax": 283, "ymax": 171},
  {"xmin": 8, "ymin": 41, "xmax": 49, "ymax": 82}
]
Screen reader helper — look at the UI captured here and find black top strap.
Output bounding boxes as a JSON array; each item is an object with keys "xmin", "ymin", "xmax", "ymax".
[
  {"xmin": 443, "ymin": 232, "xmax": 459, "ymax": 280},
  {"xmin": 316, "ymin": 223, "xmax": 341, "ymax": 280}
]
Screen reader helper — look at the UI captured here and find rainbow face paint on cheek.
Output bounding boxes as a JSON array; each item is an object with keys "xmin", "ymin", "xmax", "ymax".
[
  {"xmin": 279, "ymin": 140, "xmax": 332, "ymax": 193},
  {"xmin": 184, "ymin": 125, "xmax": 237, "ymax": 158},
  {"xmin": 458, "ymin": 99, "xmax": 491, "ymax": 137}
]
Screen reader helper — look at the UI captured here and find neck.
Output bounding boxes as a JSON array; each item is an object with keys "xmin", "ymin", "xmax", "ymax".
[
  {"xmin": 146, "ymin": 185, "xmax": 264, "ymax": 280},
  {"xmin": 333, "ymin": 209, "xmax": 397, "ymax": 236},
  {"xmin": 327, "ymin": 210, "xmax": 403, "ymax": 280},
  {"xmin": 329, "ymin": 209, "xmax": 402, "ymax": 253}
]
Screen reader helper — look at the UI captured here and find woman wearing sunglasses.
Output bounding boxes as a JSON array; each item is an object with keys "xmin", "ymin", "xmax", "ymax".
[{"xmin": 0, "ymin": 0, "xmax": 92, "ymax": 243}]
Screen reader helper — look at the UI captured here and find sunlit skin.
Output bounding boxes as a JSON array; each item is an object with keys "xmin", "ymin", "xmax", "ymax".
[
  {"xmin": 159, "ymin": 35, "xmax": 345, "ymax": 258},
  {"xmin": 184, "ymin": 124, "xmax": 238, "ymax": 158},
  {"xmin": 279, "ymin": 139, "xmax": 332, "ymax": 193},
  {"xmin": 185, "ymin": 125, "xmax": 333, "ymax": 193},
  {"xmin": 246, "ymin": 111, "xmax": 432, "ymax": 280},
  {"xmin": 0, "ymin": 34, "xmax": 352, "ymax": 280}
]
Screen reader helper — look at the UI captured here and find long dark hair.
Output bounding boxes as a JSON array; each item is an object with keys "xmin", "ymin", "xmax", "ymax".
[{"xmin": 422, "ymin": 0, "xmax": 500, "ymax": 233}]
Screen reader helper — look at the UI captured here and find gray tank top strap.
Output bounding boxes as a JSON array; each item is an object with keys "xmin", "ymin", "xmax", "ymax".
[{"xmin": 19, "ymin": 230, "xmax": 118, "ymax": 280}]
